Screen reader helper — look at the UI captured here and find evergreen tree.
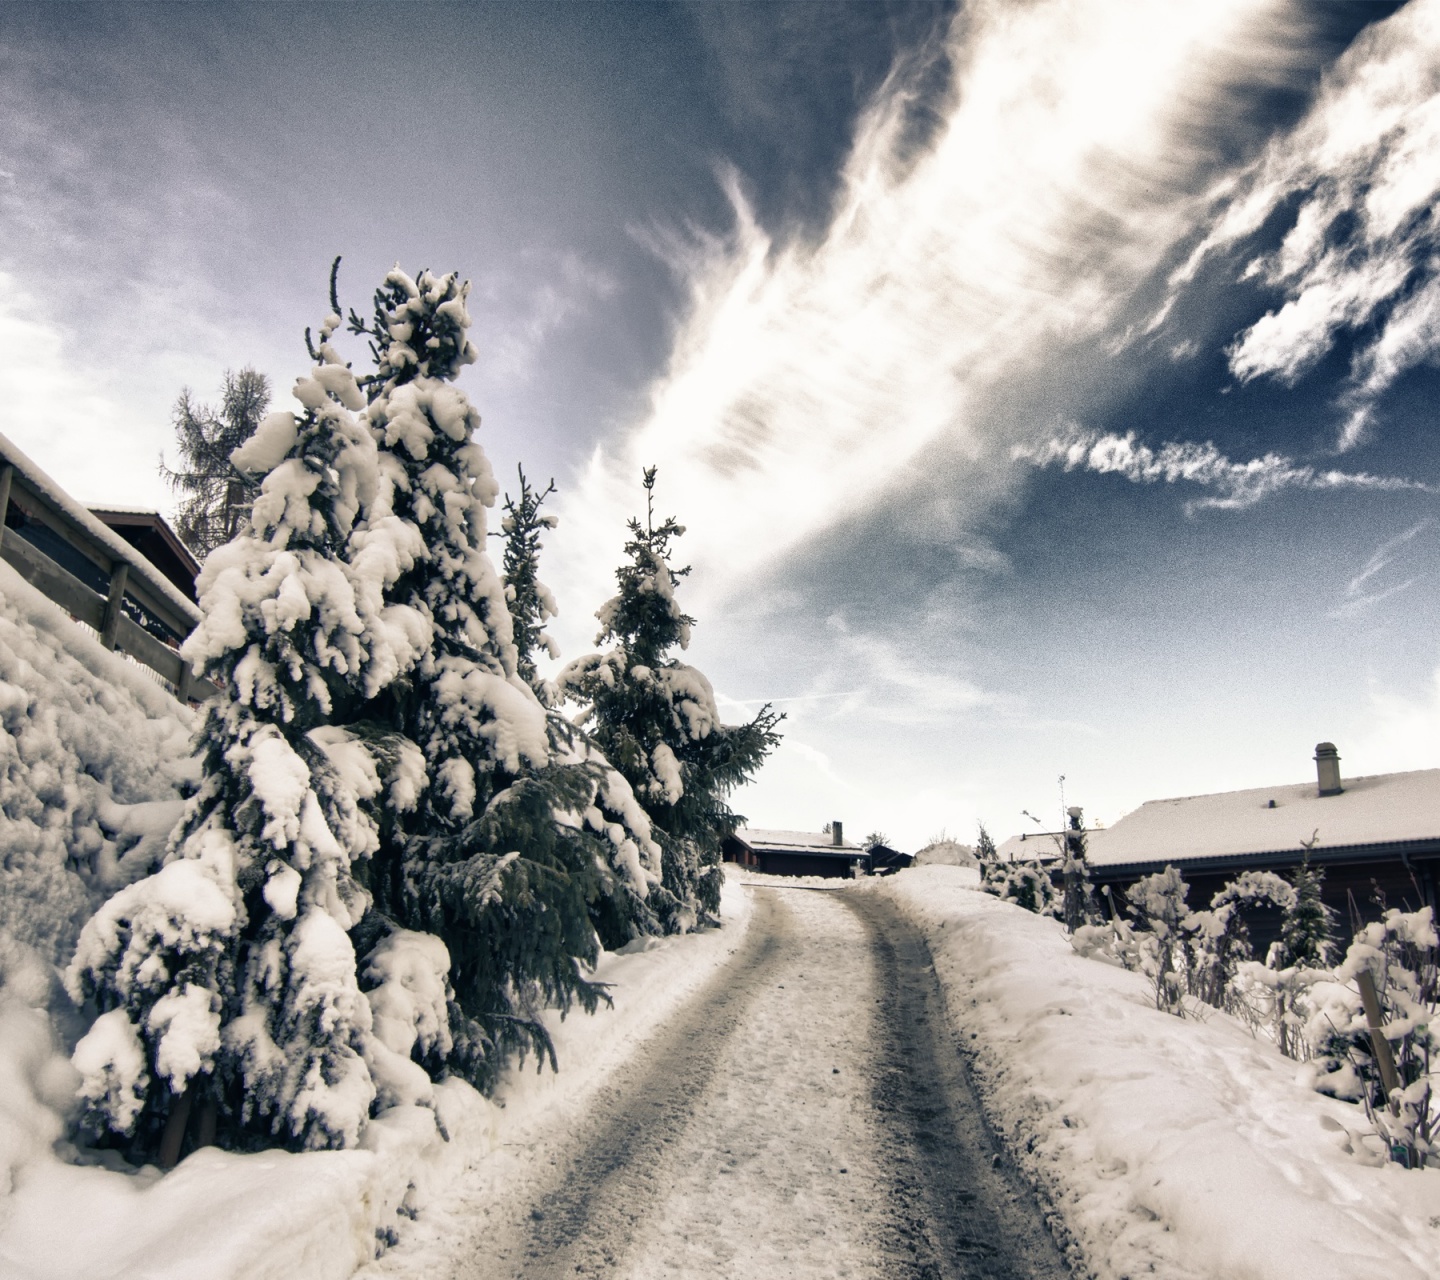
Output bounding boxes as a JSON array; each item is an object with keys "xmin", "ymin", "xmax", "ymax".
[
  {"xmin": 1276, "ymin": 853, "xmax": 1337, "ymax": 970},
  {"xmin": 560, "ymin": 467, "xmax": 782, "ymax": 929},
  {"xmin": 160, "ymin": 368, "xmax": 271, "ymax": 557},
  {"xmin": 975, "ymin": 822, "xmax": 998, "ymax": 863},
  {"xmin": 499, "ymin": 468, "xmax": 560, "ymax": 698},
  {"xmin": 495, "ymin": 467, "xmax": 667, "ymax": 950},
  {"xmin": 346, "ymin": 267, "xmax": 660, "ymax": 1087},
  {"xmin": 69, "ymin": 311, "xmax": 425, "ymax": 1154}
]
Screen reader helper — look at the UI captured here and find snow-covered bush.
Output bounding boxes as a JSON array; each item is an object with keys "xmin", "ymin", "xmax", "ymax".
[
  {"xmin": 981, "ymin": 858, "xmax": 1059, "ymax": 916},
  {"xmin": 560, "ymin": 466, "xmax": 781, "ymax": 931},
  {"xmin": 1184, "ymin": 871, "xmax": 1295, "ymax": 1011},
  {"xmin": 1307, "ymin": 906, "xmax": 1438, "ymax": 1164},
  {"xmin": 1125, "ymin": 866, "xmax": 1192, "ymax": 1014}
]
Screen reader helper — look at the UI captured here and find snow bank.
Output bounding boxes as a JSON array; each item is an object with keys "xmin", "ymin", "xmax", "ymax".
[
  {"xmin": 355, "ymin": 870, "xmax": 755, "ymax": 1277},
  {"xmin": 868, "ymin": 867, "xmax": 1440, "ymax": 1280},
  {"xmin": 0, "ymin": 875, "xmax": 752, "ymax": 1280},
  {"xmin": 0, "ymin": 560, "xmax": 194, "ymax": 966}
]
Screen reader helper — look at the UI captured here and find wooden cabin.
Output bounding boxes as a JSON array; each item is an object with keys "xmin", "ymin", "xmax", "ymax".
[
  {"xmin": 1001, "ymin": 745, "xmax": 1440, "ymax": 946},
  {"xmin": 723, "ymin": 823, "xmax": 869, "ymax": 878}
]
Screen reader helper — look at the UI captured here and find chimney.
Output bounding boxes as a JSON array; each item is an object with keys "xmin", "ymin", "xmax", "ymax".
[
  {"xmin": 1314, "ymin": 742, "xmax": 1343, "ymax": 796},
  {"xmin": 832, "ymin": 820, "xmax": 844, "ymax": 847}
]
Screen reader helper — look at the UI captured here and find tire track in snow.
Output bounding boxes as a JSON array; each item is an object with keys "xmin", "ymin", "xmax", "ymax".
[
  {"xmin": 453, "ymin": 885, "xmax": 1071, "ymax": 1280},
  {"xmin": 840, "ymin": 889, "xmax": 1072, "ymax": 1280},
  {"xmin": 454, "ymin": 889, "xmax": 791, "ymax": 1280}
]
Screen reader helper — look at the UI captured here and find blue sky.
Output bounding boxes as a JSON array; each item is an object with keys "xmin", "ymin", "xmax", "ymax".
[{"xmin": 4, "ymin": 0, "xmax": 1439, "ymax": 849}]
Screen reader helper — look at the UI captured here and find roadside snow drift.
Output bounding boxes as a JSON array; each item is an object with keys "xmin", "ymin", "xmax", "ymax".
[{"xmin": 869, "ymin": 866, "xmax": 1440, "ymax": 1280}]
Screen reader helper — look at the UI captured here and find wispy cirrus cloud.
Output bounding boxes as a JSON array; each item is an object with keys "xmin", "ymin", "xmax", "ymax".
[
  {"xmin": 1329, "ymin": 518, "xmax": 1433, "ymax": 618},
  {"xmin": 551, "ymin": 0, "xmax": 1343, "ymax": 637},
  {"xmin": 1015, "ymin": 427, "xmax": 1438, "ymax": 512},
  {"xmin": 1163, "ymin": 0, "xmax": 1440, "ymax": 450}
]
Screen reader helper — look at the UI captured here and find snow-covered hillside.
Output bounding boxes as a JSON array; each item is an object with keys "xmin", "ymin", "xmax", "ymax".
[{"xmin": 0, "ymin": 560, "xmax": 195, "ymax": 966}]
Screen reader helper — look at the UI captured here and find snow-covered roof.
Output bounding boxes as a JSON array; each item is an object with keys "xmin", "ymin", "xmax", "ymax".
[
  {"xmin": 733, "ymin": 827, "xmax": 862, "ymax": 853},
  {"xmin": 995, "ymin": 831, "xmax": 1065, "ymax": 863},
  {"xmin": 1080, "ymin": 768, "xmax": 1440, "ymax": 869}
]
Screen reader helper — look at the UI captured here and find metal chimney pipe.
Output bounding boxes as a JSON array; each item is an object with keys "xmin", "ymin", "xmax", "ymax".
[
  {"xmin": 832, "ymin": 820, "xmax": 843, "ymax": 846},
  {"xmin": 1315, "ymin": 742, "xmax": 1343, "ymax": 796}
]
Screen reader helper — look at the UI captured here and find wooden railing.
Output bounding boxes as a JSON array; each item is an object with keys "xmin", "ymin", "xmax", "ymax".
[{"xmin": 0, "ymin": 441, "xmax": 219, "ymax": 703}]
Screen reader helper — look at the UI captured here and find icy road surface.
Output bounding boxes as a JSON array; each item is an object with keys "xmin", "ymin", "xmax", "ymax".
[{"xmin": 450, "ymin": 885, "xmax": 1069, "ymax": 1280}]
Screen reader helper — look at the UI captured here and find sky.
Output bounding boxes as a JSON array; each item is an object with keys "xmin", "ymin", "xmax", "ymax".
[{"xmin": 3, "ymin": 0, "xmax": 1440, "ymax": 850}]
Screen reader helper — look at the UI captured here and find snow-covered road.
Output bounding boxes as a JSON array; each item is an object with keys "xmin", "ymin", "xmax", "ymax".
[{"xmin": 442, "ymin": 884, "xmax": 1069, "ymax": 1280}]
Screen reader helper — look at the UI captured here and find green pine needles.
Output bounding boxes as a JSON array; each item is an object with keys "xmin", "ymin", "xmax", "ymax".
[
  {"xmin": 560, "ymin": 467, "xmax": 782, "ymax": 930},
  {"xmin": 69, "ymin": 262, "xmax": 778, "ymax": 1160}
]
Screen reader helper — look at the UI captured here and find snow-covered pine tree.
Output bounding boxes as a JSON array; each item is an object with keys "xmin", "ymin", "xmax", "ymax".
[
  {"xmin": 68, "ymin": 309, "xmax": 429, "ymax": 1155},
  {"xmin": 495, "ymin": 467, "xmax": 666, "ymax": 949},
  {"xmin": 1126, "ymin": 865, "xmax": 1193, "ymax": 1014},
  {"xmin": 560, "ymin": 467, "xmax": 782, "ymax": 930},
  {"xmin": 346, "ymin": 267, "xmax": 658, "ymax": 1087},
  {"xmin": 1276, "ymin": 853, "xmax": 1337, "ymax": 970},
  {"xmin": 499, "ymin": 467, "xmax": 561, "ymax": 699},
  {"xmin": 975, "ymin": 823, "xmax": 998, "ymax": 863}
]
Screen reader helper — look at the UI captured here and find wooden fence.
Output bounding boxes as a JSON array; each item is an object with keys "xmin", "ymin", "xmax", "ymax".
[{"xmin": 0, "ymin": 441, "xmax": 218, "ymax": 703}]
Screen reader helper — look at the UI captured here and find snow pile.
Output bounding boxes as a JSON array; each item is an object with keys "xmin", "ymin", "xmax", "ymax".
[
  {"xmin": 0, "ymin": 559, "xmax": 194, "ymax": 966},
  {"xmin": 869, "ymin": 866, "xmax": 1440, "ymax": 1280},
  {"xmin": 0, "ymin": 873, "xmax": 752, "ymax": 1280}
]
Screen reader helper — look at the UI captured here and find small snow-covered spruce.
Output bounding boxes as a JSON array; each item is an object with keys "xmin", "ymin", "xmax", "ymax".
[
  {"xmin": 346, "ymin": 266, "xmax": 649, "ymax": 1088},
  {"xmin": 69, "ymin": 305, "xmax": 427, "ymax": 1156},
  {"xmin": 495, "ymin": 466, "xmax": 667, "ymax": 949},
  {"xmin": 1276, "ymin": 852, "xmax": 1337, "ymax": 970},
  {"xmin": 560, "ymin": 467, "xmax": 782, "ymax": 930},
  {"xmin": 975, "ymin": 823, "xmax": 998, "ymax": 863}
]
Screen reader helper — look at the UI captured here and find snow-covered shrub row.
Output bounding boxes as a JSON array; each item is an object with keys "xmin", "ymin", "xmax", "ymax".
[
  {"xmin": 65, "ymin": 263, "xmax": 777, "ymax": 1162},
  {"xmin": 0, "ymin": 561, "xmax": 194, "ymax": 967},
  {"xmin": 869, "ymin": 867, "xmax": 1440, "ymax": 1280},
  {"xmin": 1072, "ymin": 859, "xmax": 1440, "ymax": 1166}
]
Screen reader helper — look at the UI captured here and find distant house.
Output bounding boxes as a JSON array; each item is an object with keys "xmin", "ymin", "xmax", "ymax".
[
  {"xmin": 1012, "ymin": 745, "xmax": 1440, "ymax": 937},
  {"xmin": 89, "ymin": 507, "xmax": 201, "ymax": 605},
  {"xmin": 723, "ymin": 823, "xmax": 870, "ymax": 878}
]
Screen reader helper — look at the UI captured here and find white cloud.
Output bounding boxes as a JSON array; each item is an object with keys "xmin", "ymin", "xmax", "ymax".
[
  {"xmin": 1016, "ymin": 426, "xmax": 1437, "ymax": 511},
  {"xmin": 550, "ymin": 0, "xmax": 1331, "ymax": 636},
  {"xmin": 1166, "ymin": 0, "xmax": 1440, "ymax": 449}
]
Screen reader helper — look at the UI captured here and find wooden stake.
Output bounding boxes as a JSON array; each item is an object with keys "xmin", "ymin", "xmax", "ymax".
[{"xmin": 1356, "ymin": 967, "xmax": 1402, "ymax": 1109}]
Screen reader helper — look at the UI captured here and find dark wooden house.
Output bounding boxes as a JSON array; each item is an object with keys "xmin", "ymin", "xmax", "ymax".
[
  {"xmin": 1057, "ymin": 745, "xmax": 1440, "ymax": 940},
  {"xmin": 723, "ymin": 823, "xmax": 869, "ymax": 878}
]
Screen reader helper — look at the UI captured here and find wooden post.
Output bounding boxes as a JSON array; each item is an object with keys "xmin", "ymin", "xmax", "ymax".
[
  {"xmin": 1356, "ymin": 967, "xmax": 1402, "ymax": 1108},
  {"xmin": 0, "ymin": 464, "xmax": 13, "ymax": 531},
  {"xmin": 100, "ymin": 561, "xmax": 129, "ymax": 650}
]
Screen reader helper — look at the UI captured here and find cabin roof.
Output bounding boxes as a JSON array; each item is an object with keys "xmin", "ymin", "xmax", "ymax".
[
  {"xmin": 1075, "ymin": 768, "xmax": 1440, "ymax": 869},
  {"xmin": 732, "ymin": 827, "xmax": 863, "ymax": 854}
]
